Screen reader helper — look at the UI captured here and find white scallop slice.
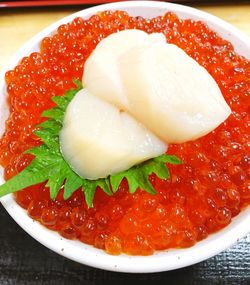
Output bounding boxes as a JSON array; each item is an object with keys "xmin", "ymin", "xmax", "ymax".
[
  {"xmin": 60, "ymin": 89, "xmax": 166, "ymax": 180},
  {"xmin": 83, "ymin": 29, "xmax": 166, "ymax": 110},
  {"xmin": 119, "ymin": 43, "xmax": 231, "ymax": 143}
]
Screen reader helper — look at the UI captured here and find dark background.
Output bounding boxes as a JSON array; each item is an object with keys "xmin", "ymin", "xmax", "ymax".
[{"xmin": 0, "ymin": 204, "xmax": 249, "ymax": 285}]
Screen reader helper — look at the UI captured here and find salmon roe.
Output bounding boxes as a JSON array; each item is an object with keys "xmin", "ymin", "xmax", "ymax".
[{"xmin": 1, "ymin": 11, "xmax": 250, "ymax": 255}]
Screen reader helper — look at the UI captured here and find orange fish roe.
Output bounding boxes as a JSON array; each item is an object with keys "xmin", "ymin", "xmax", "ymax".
[{"xmin": 1, "ymin": 11, "xmax": 250, "ymax": 255}]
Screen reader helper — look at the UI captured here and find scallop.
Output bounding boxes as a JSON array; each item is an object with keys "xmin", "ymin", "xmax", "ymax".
[
  {"xmin": 60, "ymin": 89, "xmax": 166, "ymax": 180},
  {"xmin": 83, "ymin": 30, "xmax": 231, "ymax": 144},
  {"xmin": 119, "ymin": 42, "xmax": 231, "ymax": 143},
  {"xmin": 83, "ymin": 29, "xmax": 166, "ymax": 110}
]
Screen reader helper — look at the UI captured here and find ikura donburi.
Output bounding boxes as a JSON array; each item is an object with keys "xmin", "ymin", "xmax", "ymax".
[{"xmin": 0, "ymin": 11, "xmax": 249, "ymax": 255}]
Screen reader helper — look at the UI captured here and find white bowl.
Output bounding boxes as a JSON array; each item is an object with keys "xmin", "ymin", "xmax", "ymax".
[{"xmin": 0, "ymin": 1, "xmax": 250, "ymax": 273}]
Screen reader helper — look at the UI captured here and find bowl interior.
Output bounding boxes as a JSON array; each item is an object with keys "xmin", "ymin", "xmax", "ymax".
[{"xmin": 0, "ymin": 1, "xmax": 249, "ymax": 273}]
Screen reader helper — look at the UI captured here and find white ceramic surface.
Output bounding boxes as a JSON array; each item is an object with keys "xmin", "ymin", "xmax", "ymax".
[{"xmin": 0, "ymin": 1, "xmax": 250, "ymax": 273}]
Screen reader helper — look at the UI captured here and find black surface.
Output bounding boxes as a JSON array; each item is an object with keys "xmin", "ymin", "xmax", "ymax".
[{"xmin": 0, "ymin": 204, "xmax": 249, "ymax": 285}]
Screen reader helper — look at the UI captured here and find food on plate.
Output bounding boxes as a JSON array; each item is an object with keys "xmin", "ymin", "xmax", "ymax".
[{"xmin": 0, "ymin": 11, "xmax": 249, "ymax": 255}]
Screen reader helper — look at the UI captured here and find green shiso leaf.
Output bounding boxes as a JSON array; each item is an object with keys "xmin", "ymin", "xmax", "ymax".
[
  {"xmin": 63, "ymin": 170, "xmax": 83, "ymax": 200},
  {"xmin": 0, "ymin": 80, "xmax": 181, "ymax": 207}
]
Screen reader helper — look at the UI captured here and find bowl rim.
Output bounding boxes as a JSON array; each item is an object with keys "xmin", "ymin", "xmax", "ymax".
[{"xmin": 0, "ymin": 1, "xmax": 250, "ymax": 273}]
